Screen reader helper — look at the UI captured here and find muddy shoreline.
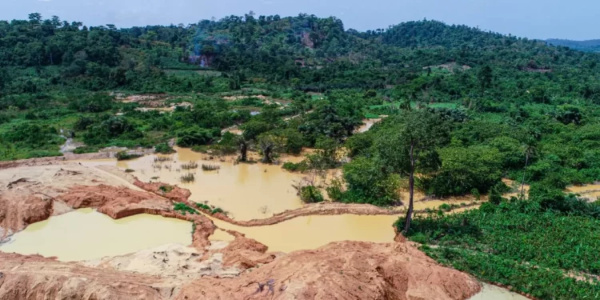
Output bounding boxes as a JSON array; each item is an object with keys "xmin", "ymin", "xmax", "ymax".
[{"xmin": 0, "ymin": 156, "xmax": 532, "ymax": 300}]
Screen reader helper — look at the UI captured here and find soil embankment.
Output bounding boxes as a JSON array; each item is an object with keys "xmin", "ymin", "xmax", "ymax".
[{"xmin": 0, "ymin": 242, "xmax": 481, "ymax": 300}]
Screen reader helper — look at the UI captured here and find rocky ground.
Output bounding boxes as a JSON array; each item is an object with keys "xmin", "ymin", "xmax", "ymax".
[{"xmin": 0, "ymin": 159, "xmax": 483, "ymax": 300}]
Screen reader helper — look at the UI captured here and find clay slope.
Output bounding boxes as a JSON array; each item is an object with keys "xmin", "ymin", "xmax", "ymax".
[
  {"xmin": 0, "ymin": 253, "xmax": 171, "ymax": 300},
  {"xmin": 0, "ymin": 192, "xmax": 52, "ymax": 239},
  {"xmin": 175, "ymin": 241, "xmax": 481, "ymax": 300},
  {"xmin": 0, "ymin": 242, "xmax": 480, "ymax": 300}
]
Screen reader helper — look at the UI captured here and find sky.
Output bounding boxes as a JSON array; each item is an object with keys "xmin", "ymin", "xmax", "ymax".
[{"xmin": 1, "ymin": 0, "xmax": 599, "ymax": 40}]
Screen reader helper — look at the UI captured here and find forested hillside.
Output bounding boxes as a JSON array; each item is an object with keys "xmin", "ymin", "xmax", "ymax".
[{"xmin": 547, "ymin": 38, "xmax": 600, "ymax": 52}]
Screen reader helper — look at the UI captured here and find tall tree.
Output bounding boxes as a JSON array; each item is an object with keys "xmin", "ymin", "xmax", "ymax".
[
  {"xmin": 376, "ymin": 110, "xmax": 450, "ymax": 233},
  {"xmin": 520, "ymin": 138, "xmax": 538, "ymax": 199}
]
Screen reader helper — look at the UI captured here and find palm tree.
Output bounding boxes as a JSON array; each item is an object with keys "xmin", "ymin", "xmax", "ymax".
[{"xmin": 520, "ymin": 140, "xmax": 537, "ymax": 199}]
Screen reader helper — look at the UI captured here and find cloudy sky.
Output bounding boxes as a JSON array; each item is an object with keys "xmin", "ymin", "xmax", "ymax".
[{"xmin": 1, "ymin": 0, "xmax": 599, "ymax": 40}]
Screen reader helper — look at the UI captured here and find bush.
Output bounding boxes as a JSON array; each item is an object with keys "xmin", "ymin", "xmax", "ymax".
[
  {"xmin": 326, "ymin": 178, "xmax": 345, "ymax": 201},
  {"xmin": 282, "ymin": 161, "xmax": 308, "ymax": 172},
  {"xmin": 155, "ymin": 142, "xmax": 175, "ymax": 154},
  {"xmin": 173, "ymin": 202, "xmax": 197, "ymax": 215},
  {"xmin": 176, "ymin": 127, "xmax": 213, "ymax": 147},
  {"xmin": 180, "ymin": 173, "xmax": 195, "ymax": 183},
  {"xmin": 159, "ymin": 185, "xmax": 174, "ymax": 193},
  {"xmin": 424, "ymin": 146, "xmax": 503, "ymax": 197},
  {"xmin": 181, "ymin": 162, "xmax": 199, "ymax": 170},
  {"xmin": 26, "ymin": 150, "xmax": 63, "ymax": 158},
  {"xmin": 211, "ymin": 207, "xmax": 225, "ymax": 215},
  {"xmin": 202, "ymin": 164, "xmax": 220, "ymax": 171},
  {"xmin": 343, "ymin": 157, "xmax": 401, "ymax": 206},
  {"xmin": 116, "ymin": 151, "xmax": 142, "ymax": 161},
  {"xmin": 69, "ymin": 93, "xmax": 113, "ymax": 113},
  {"xmin": 299, "ymin": 185, "xmax": 324, "ymax": 203},
  {"xmin": 195, "ymin": 203, "xmax": 211, "ymax": 211},
  {"xmin": 73, "ymin": 146, "xmax": 100, "ymax": 154}
]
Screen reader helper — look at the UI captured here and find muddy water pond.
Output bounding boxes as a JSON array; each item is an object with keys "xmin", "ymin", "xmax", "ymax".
[
  {"xmin": 111, "ymin": 147, "xmax": 308, "ymax": 220},
  {"xmin": 469, "ymin": 283, "xmax": 529, "ymax": 300},
  {"xmin": 209, "ymin": 214, "xmax": 400, "ymax": 253},
  {"xmin": 0, "ymin": 208, "xmax": 192, "ymax": 261}
]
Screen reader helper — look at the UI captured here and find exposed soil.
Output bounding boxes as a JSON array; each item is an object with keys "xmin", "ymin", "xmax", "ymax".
[
  {"xmin": 0, "ymin": 158, "xmax": 485, "ymax": 300},
  {"xmin": 0, "ymin": 242, "xmax": 481, "ymax": 300},
  {"xmin": 0, "ymin": 252, "xmax": 170, "ymax": 300},
  {"xmin": 176, "ymin": 241, "xmax": 481, "ymax": 300}
]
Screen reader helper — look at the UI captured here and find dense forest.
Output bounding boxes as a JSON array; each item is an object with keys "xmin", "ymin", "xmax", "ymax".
[{"xmin": 1, "ymin": 13, "xmax": 600, "ymax": 298}]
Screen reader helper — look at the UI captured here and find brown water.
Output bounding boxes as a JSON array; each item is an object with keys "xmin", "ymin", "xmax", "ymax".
[
  {"xmin": 111, "ymin": 148, "xmax": 307, "ymax": 220},
  {"xmin": 78, "ymin": 148, "xmax": 480, "ymax": 254},
  {"xmin": 0, "ymin": 209, "xmax": 192, "ymax": 261},
  {"xmin": 469, "ymin": 283, "xmax": 529, "ymax": 300},
  {"xmin": 209, "ymin": 214, "xmax": 399, "ymax": 253}
]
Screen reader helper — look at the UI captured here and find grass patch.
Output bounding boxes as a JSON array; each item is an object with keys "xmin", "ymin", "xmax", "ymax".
[
  {"xmin": 282, "ymin": 161, "xmax": 308, "ymax": 172},
  {"xmin": 154, "ymin": 156, "xmax": 172, "ymax": 162},
  {"xmin": 181, "ymin": 161, "xmax": 199, "ymax": 170},
  {"xmin": 194, "ymin": 202, "xmax": 226, "ymax": 215},
  {"xmin": 73, "ymin": 146, "xmax": 101, "ymax": 154},
  {"xmin": 155, "ymin": 142, "xmax": 175, "ymax": 154},
  {"xmin": 173, "ymin": 202, "xmax": 197, "ymax": 215},
  {"xmin": 180, "ymin": 173, "xmax": 195, "ymax": 183},
  {"xmin": 159, "ymin": 185, "xmax": 174, "ymax": 193},
  {"xmin": 201, "ymin": 164, "xmax": 220, "ymax": 171}
]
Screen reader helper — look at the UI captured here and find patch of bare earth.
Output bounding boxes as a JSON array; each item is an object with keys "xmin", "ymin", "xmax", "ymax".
[{"xmin": 0, "ymin": 159, "xmax": 482, "ymax": 299}]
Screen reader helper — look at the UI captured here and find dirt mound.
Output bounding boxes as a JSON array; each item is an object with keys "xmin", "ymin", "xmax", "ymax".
[
  {"xmin": 176, "ymin": 241, "xmax": 481, "ymax": 300},
  {"xmin": 86, "ymin": 243, "xmax": 240, "ymax": 280},
  {"xmin": 0, "ymin": 252, "xmax": 168, "ymax": 300},
  {"xmin": 0, "ymin": 192, "xmax": 53, "ymax": 240},
  {"xmin": 133, "ymin": 181, "xmax": 191, "ymax": 202},
  {"xmin": 215, "ymin": 231, "xmax": 278, "ymax": 269},
  {"xmin": 58, "ymin": 184, "xmax": 173, "ymax": 219},
  {"xmin": 0, "ymin": 242, "xmax": 480, "ymax": 300}
]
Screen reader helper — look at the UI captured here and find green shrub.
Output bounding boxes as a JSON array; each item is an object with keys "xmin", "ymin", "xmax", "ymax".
[
  {"xmin": 282, "ymin": 161, "xmax": 308, "ymax": 172},
  {"xmin": 26, "ymin": 150, "xmax": 63, "ymax": 158},
  {"xmin": 299, "ymin": 185, "xmax": 324, "ymax": 203},
  {"xmin": 116, "ymin": 151, "xmax": 142, "ymax": 161},
  {"xmin": 439, "ymin": 203, "xmax": 452, "ymax": 212},
  {"xmin": 195, "ymin": 203, "xmax": 211, "ymax": 211},
  {"xmin": 211, "ymin": 207, "xmax": 225, "ymax": 215},
  {"xmin": 424, "ymin": 146, "xmax": 503, "ymax": 197},
  {"xmin": 155, "ymin": 142, "xmax": 175, "ymax": 154},
  {"xmin": 73, "ymin": 146, "xmax": 100, "ymax": 154},
  {"xmin": 173, "ymin": 202, "xmax": 197, "ymax": 215},
  {"xmin": 181, "ymin": 162, "xmax": 199, "ymax": 170},
  {"xmin": 159, "ymin": 185, "xmax": 174, "ymax": 193},
  {"xmin": 180, "ymin": 173, "xmax": 195, "ymax": 183},
  {"xmin": 176, "ymin": 127, "xmax": 213, "ymax": 147},
  {"xmin": 326, "ymin": 179, "xmax": 345, "ymax": 202}
]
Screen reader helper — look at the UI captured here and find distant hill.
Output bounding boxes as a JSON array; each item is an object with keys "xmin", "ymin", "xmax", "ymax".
[{"xmin": 546, "ymin": 39, "xmax": 600, "ymax": 52}]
